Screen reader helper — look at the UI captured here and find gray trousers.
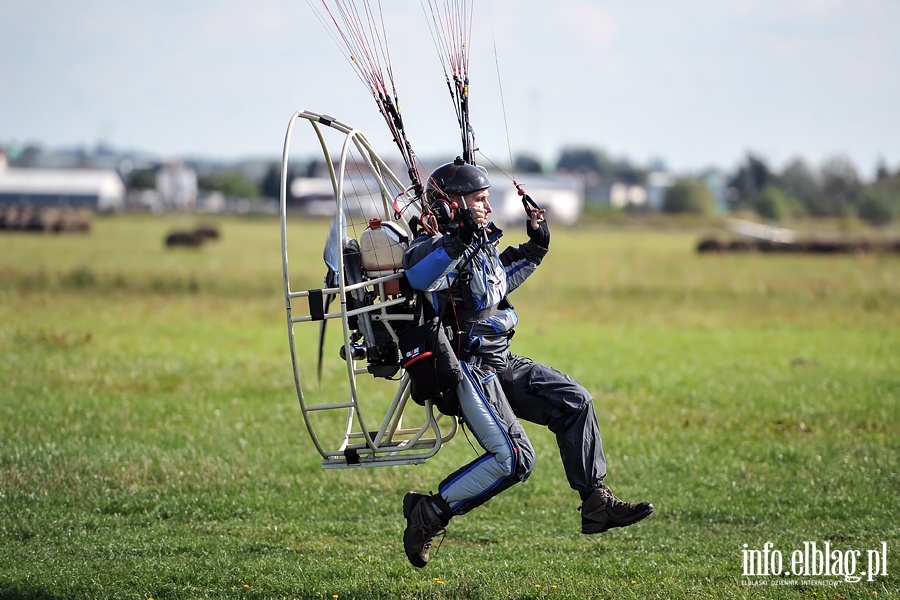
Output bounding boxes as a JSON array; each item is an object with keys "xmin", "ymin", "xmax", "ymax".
[{"xmin": 438, "ymin": 353, "xmax": 607, "ymax": 515}]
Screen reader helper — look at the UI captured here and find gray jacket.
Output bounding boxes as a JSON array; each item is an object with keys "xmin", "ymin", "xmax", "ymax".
[{"xmin": 403, "ymin": 224, "xmax": 547, "ymax": 365}]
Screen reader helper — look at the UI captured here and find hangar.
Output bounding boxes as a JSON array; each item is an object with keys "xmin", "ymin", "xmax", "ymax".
[{"xmin": 0, "ymin": 160, "xmax": 125, "ymax": 211}]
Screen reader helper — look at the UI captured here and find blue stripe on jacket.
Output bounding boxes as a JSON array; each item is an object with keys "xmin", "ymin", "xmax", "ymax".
[{"xmin": 404, "ymin": 244, "xmax": 456, "ymax": 291}]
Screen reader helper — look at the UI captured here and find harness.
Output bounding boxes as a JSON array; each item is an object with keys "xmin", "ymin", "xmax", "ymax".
[{"xmin": 414, "ymin": 226, "xmax": 516, "ymax": 365}]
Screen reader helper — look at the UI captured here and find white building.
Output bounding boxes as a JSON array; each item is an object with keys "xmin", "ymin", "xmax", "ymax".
[
  {"xmin": 0, "ymin": 159, "xmax": 125, "ymax": 211},
  {"xmin": 609, "ymin": 182, "xmax": 648, "ymax": 209},
  {"xmin": 155, "ymin": 162, "xmax": 198, "ymax": 210},
  {"xmin": 488, "ymin": 172, "xmax": 583, "ymax": 226}
]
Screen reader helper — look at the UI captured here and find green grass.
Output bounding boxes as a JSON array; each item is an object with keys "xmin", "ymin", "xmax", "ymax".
[{"xmin": 0, "ymin": 214, "xmax": 898, "ymax": 599}]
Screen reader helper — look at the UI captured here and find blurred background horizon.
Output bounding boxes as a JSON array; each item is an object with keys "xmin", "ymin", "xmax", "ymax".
[{"xmin": 2, "ymin": 0, "xmax": 899, "ymax": 179}]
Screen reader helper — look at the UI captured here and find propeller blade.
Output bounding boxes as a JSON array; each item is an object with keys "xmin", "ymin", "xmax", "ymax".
[
  {"xmin": 317, "ymin": 269, "xmax": 339, "ymax": 383},
  {"xmin": 316, "ymin": 293, "xmax": 336, "ymax": 382}
]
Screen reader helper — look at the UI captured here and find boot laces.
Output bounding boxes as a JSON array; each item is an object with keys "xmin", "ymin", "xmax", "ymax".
[
  {"xmin": 578, "ymin": 486, "xmax": 636, "ymax": 512},
  {"xmin": 602, "ymin": 487, "xmax": 630, "ymax": 508},
  {"xmin": 423, "ymin": 527, "xmax": 447, "ymax": 557}
]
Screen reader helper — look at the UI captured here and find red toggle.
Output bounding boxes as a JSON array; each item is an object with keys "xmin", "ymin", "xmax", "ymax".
[{"xmin": 513, "ymin": 180, "xmax": 526, "ymax": 196}]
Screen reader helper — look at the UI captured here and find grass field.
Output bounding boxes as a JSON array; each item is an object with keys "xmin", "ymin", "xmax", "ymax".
[{"xmin": 1, "ymin": 214, "xmax": 897, "ymax": 599}]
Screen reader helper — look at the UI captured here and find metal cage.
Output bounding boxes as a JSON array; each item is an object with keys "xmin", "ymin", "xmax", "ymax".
[{"xmin": 279, "ymin": 110, "xmax": 457, "ymax": 469}]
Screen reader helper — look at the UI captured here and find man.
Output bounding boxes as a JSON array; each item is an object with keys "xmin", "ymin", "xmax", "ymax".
[{"xmin": 401, "ymin": 158, "xmax": 653, "ymax": 568}]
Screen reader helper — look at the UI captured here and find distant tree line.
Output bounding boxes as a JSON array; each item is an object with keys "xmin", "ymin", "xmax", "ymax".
[
  {"xmin": 531, "ymin": 146, "xmax": 653, "ymax": 185},
  {"xmin": 720, "ymin": 153, "xmax": 900, "ymax": 225},
  {"xmin": 124, "ymin": 165, "xmax": 272, "ymax": 200},
  {"xmin": 116, "ymin": 146, "xmax": 900, "ymax": 225},
  {"xmin": 539, "ymin": 146, "xmax": 899, "ymax": 225},
  {"xmin": 198, "ymin": 171, "xmax": 261, "ymax": 199}
]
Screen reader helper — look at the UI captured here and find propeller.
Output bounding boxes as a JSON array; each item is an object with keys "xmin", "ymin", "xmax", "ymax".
[{"xmin": 316, "ymin": 268, "xmax": 338, "ymax": 383}]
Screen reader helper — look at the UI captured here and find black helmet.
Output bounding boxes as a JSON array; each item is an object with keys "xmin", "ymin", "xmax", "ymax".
[{"xmin": 425, "ymin": 157, "xmax": 491, "ymax": 224}]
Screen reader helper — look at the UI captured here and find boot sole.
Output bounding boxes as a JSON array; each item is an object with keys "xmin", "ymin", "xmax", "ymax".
[
  {"xmin": 402, "ymin": 493, "xmax": 428, "ymax": 568},
  {"xmin": 582, "ymin": 503, "xmax": 654, "ymax": 535}
]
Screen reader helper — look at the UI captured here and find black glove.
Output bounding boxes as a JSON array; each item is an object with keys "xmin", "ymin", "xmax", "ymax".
[
  {"xmin": 456, "ymin": 207, "xmax": 480, "ymax": 244},
  {"xmin": 526, "ymin": 218, "xmax": 550, "ymax": 249}
]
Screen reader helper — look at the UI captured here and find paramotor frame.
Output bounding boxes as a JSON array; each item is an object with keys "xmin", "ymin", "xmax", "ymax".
[{"xmin": 279, "ymin": 109, "xmax": 458, "ymax": 469}]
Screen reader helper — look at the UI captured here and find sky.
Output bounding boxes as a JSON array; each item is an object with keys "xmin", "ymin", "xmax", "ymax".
[{"xmin": 1, "ymin": 0, "xmax": 899, "ymax": 177}]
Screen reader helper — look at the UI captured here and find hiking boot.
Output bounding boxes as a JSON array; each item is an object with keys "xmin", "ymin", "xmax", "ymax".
[
  {"xmin": 402, "ymin": 492, "xmax": 446, "ymax": 568},
  {"xmin": 580, "ymin": 486, "xmax": 654, "ymax": 534}
]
